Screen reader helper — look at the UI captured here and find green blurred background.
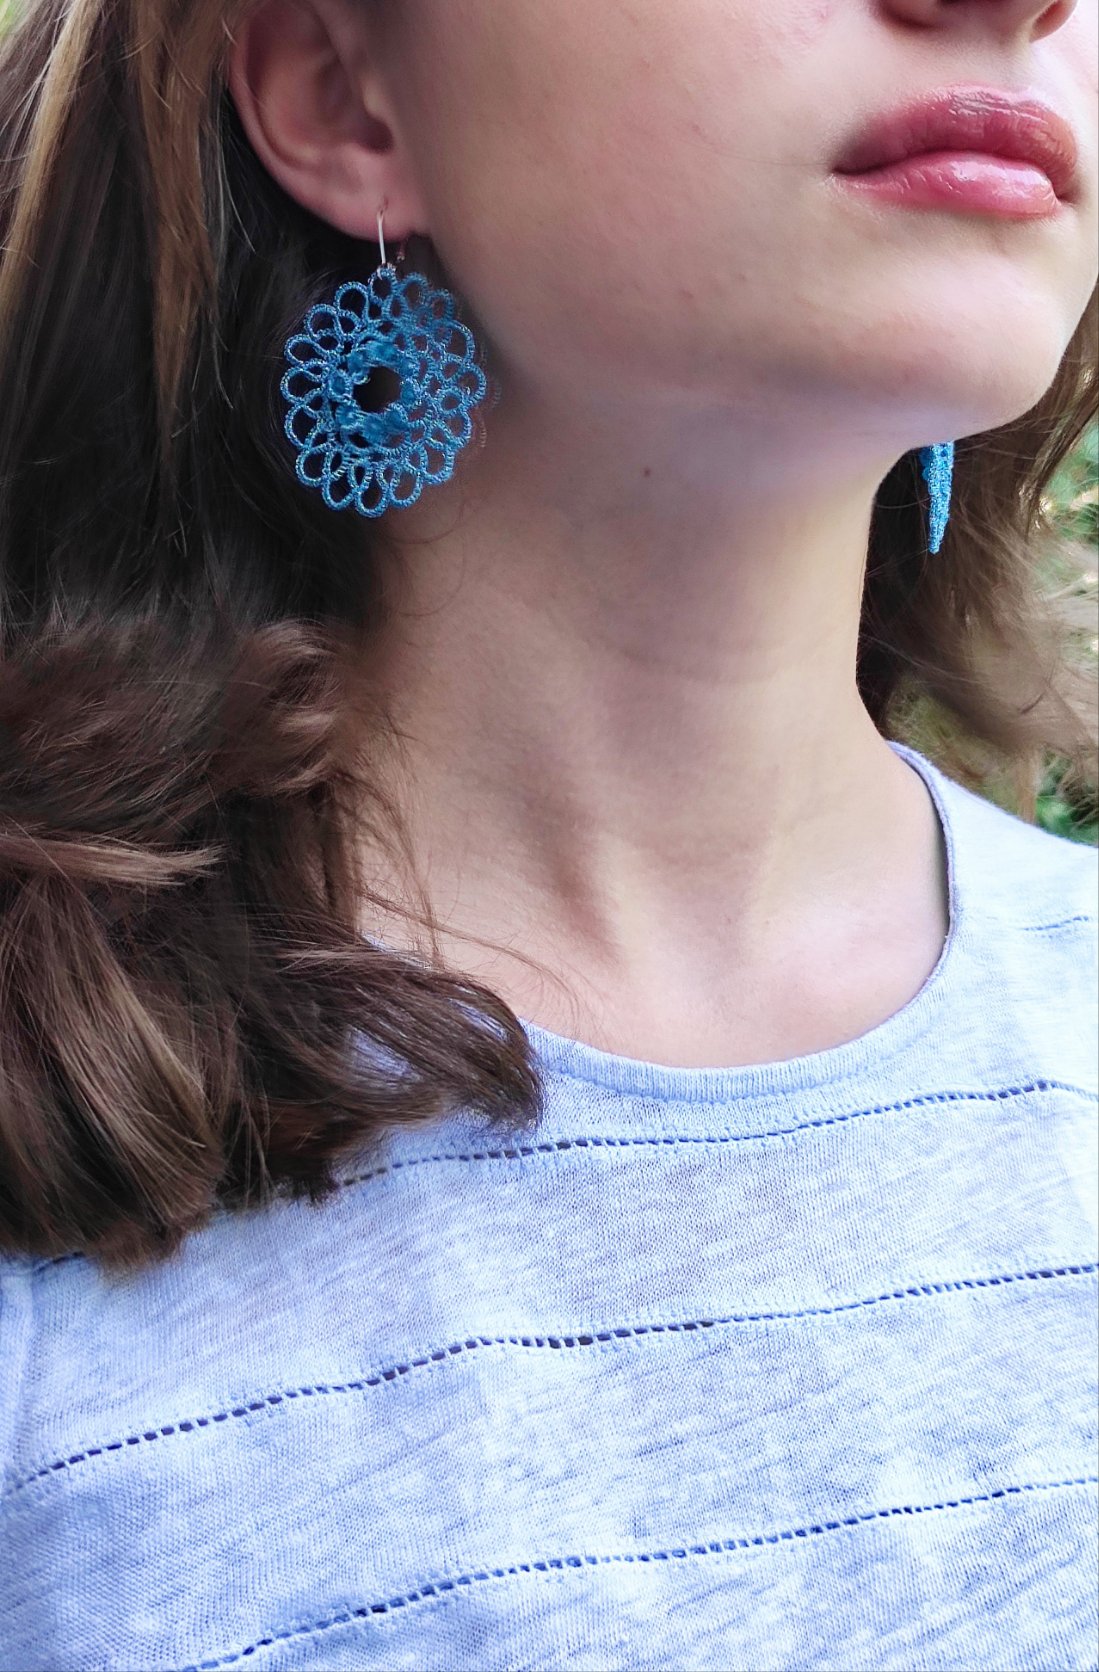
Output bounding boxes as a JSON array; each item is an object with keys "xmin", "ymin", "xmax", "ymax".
[{"xmin": 1017, "ymin": 418, "xmax": 1098, "ymax": 846}]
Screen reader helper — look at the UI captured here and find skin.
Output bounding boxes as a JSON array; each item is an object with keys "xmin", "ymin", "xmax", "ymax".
[{"xmin": 229, "ymin": 0, "xmax": 1098, "ymax": 1066}]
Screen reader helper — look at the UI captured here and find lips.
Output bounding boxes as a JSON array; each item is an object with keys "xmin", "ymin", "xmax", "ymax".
[{"xmin": 833, "ymin": 85, "xmax": 1080, "ymax": 204}]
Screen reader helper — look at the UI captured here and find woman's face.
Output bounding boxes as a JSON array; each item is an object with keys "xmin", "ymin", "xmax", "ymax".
[{"xmin": 367, "ymin": 0, "xmax": 1097, "ymax": 448}]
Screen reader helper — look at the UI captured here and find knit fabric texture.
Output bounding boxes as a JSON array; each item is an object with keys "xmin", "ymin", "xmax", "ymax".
[{"xmin": 1, "ymin": 739, "xmax": 1097, "ymax": 1672}]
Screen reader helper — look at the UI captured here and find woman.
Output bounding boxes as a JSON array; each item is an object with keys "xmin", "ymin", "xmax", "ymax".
[{"xmin": 0, "ymin": 0, "xmax": 1096, "ymax": 1665}]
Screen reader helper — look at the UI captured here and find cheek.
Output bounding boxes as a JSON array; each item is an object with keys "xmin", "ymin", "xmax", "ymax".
[
  {"xmin": 395, "ymin": 0, "xmax": 808, "ymax": 376},
  {"xmin": 389, "ymin": 0, "xmax": 878, "ymax": 421}
]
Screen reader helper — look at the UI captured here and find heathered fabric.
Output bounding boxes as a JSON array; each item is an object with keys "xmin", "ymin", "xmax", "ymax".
[{"xmin": 1, "ymin": 738, "xmax": 1097, "ymax": 1672}]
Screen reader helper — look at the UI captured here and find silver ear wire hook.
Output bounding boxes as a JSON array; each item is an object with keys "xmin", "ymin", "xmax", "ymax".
[{"xmin": 376, "ymin": 199, "xmax": 410, "ymax": 274}]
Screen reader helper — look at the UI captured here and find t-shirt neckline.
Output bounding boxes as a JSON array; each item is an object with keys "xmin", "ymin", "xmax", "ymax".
[{"xmin": 515, "ymin": 738, "xmax": 966, "ymax": 1101}]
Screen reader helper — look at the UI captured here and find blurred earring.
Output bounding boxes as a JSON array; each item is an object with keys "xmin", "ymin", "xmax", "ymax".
[
  {"xmin": 280, "ymin": 200, "xmax": 488, "ymax": 517},
  {"xmin": 918, "ymin": 440, "xmax": 954, "ymax": 554}
]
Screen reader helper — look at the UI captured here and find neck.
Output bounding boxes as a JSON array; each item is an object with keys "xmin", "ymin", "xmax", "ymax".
[{"xmin": 355, "ymin": 382, "xmax": 948, "ymax": 1059}]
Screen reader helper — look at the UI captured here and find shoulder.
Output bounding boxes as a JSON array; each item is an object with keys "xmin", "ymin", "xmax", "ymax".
[
  {"xmin": 931, "ymin": 760, "xmax": 1097, "ymax": 932},
  {"xmin": 923, "ymin": 758, "xmax": 1097, "ymax": 1091}
]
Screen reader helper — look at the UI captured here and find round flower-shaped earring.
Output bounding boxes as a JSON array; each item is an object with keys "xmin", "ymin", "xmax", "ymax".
[{"xmin": 280, "ymin": 202, "xmax": 489, "ymax": 517}]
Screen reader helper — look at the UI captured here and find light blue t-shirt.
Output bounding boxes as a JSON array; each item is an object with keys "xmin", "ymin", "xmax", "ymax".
[{"xmin": 1, "ymin": 738, "xmax": 1097, "ymax": 1672}]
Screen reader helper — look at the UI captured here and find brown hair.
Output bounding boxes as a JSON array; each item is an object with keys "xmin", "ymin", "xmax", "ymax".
[{"xmin": 1, "ymin": 0, "xmax": 1095, "ymax": 1273}]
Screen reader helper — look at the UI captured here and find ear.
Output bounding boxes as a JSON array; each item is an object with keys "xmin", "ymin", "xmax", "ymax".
[{"xmin": 226, "ymin": 0, "xmax": 428, "ymax": 243}]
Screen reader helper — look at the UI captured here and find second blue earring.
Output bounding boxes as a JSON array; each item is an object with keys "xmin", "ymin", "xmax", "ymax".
[{"xmin": 918, "ymin": 440, "xmax": 954, "ymax": 554}]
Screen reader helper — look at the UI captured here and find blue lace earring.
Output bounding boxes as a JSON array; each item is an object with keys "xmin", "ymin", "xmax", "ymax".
[
  {"xmin": 918, "ymin": 440, "xmax": 954, "ymax": 554},
  {"xmin": 280, "ymin": 201, "xmax": 488, "ymax": 517}
]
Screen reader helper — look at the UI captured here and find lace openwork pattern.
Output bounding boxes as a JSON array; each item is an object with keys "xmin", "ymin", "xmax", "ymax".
[{"xmin": 281, "ymin": 269, "xmax": 487, "ymax": 517}]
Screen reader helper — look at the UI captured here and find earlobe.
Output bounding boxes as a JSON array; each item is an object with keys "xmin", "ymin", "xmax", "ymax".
[{"xmin": 225, "ymin": 0, "xmax": 425, "ymax": 243}]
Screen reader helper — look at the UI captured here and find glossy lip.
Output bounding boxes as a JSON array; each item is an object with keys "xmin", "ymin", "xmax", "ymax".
[{"xmin": 833, "ymin": 85, "xmax": 1080, "ymax": 205}]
